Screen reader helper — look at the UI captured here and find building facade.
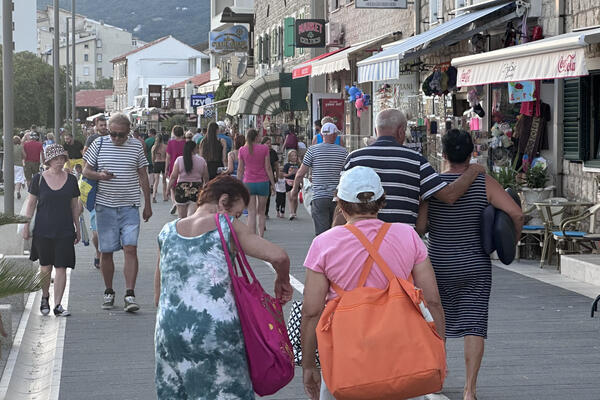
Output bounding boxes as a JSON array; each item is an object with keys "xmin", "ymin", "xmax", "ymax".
[
  {"xmin": 111, "ymin": 36, "xmax": 209, "ymax": 111},
  {"xmin": 37, "ymin": 6, "xmax": 141, "ymax": 84},
  {"xmin": 0, "ymin": 0, "xmax": 37, "ymax": 53}
]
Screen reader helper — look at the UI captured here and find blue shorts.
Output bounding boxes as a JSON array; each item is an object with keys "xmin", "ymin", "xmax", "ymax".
[
  {"xmin": 89, "ymin": 209, "xmax": 97, "ymax": 232},
  {"xmin": 245, "ymin": 181, "xmax": 270, "ymax": 197},
  {"xmin": 95, "ymin": 204, "xmax": 140, "ymax": 252}
]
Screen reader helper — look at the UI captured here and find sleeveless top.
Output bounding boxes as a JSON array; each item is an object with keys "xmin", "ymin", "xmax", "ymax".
[{"xmin": 316, "ymin": 133, "xmax": 341, "ymax": 145}]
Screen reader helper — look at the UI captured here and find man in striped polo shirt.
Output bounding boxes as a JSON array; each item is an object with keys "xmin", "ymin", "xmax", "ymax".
[
  {"xmin": 291, "ymin": 122, "xmax": 348, "ymax": 235},
  {"xmin": 83, "ymin": 113, "xmax": 153, "ymax": 313},
  {"xmin": 344, "ymin": 109, "xmax": 484, "ymax": 226}
]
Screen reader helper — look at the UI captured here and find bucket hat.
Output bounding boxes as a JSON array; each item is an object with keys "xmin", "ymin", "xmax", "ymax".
[{"xmin": 44, "ymin": 144, "xmax": 68, "ymax": 165}]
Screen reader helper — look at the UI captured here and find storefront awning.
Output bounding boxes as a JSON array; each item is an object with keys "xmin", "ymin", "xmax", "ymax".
[
  {"xmin": 292, "ymin": 48, "xmax": 349, "ymax": 79},
  {"xmin": 357, "ymin": 1, "xmax": 516, "ymax": 83},
  {"xmin": 309, "ymin": 36, "xmax": 389, "ymax": 77},
  {"xmin": 226, "ymin": 74, "xmax": 282, "ymax": 116},
  {"xmin": 196, "ymin": 79, "xmax": 221, "ymax": 94},
  {"xmin": 452, "ymin": 27, "xmax": 600, "ymax": 86}
]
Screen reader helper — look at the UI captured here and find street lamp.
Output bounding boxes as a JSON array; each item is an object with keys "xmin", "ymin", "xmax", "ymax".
[{"xmin": 2, "ymin": 0, "xmax": 14, "ymax": 214}]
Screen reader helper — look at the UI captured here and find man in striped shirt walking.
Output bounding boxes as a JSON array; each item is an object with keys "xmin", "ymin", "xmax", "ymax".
[
  {"xmin": 343, "ymin": 109, "xmax": 484, "ymax": 226},
  {"xmin": 83, "ymin": 113, "xmax": 153, "ymax": 313},
  {"xmin": 291, "ymin": 122, "xmax": 348, "ymax": 235}
]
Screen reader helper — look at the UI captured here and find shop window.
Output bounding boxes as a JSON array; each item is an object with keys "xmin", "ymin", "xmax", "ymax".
[{"xmin": 490, "ymin": 83, "xmax": 520, "ymax": 126}]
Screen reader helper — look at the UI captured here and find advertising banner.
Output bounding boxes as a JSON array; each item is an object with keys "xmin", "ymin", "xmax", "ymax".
[
  {"xmin": 356, "ymin": 0, "xmax": 407, "ymax": 9},
  {"xmin": 320, "ymin": 98, "xmax": 345, "ymax": 133}
]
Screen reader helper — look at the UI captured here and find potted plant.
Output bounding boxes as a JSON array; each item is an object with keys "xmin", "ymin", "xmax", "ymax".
[
  {"xmin": 520, "ymin": 159, "xmax": 555, "ymax": 225},
  {"xmin": 0, "ymin": 213, "xmax": 46, "ymax": 355}
]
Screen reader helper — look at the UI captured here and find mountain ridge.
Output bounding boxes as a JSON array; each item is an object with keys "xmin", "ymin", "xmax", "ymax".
[{"xmin": 37, "ymin": 0, "xmax": 211, "ymax": 46}]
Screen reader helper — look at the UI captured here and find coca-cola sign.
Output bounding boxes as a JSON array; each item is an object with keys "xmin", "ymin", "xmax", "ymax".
[{"xmin": 557, "ymin": 53, "xmax": 577, "ymax": 74}]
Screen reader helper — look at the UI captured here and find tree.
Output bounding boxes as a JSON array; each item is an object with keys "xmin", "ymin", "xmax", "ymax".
[
  {"xmin": 0, "ymin": 48, "xmax": 66, "ymax": 130},
  {"xmin": 162, "ymin": 114, "xmax": 188, "ymax": 133},
  {"xmin": 215, "ymin": 80, "xmax": 235, "ymax": 118},
  {"xmin": 95, "ymin": 77, "xmax": 113, "ymax": 89}
]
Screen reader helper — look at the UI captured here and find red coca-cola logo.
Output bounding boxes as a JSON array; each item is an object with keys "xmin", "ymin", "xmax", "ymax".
[
  {"xmin": 459, "ymin": 68, "xmax": 472, "ymax": 84},
  {"xmin": 557, "ymin": 53, "xmax": 576, "ymax": 73}
]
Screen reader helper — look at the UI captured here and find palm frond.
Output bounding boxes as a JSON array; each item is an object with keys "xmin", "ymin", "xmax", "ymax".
[
  {"xmin": 0, "ymin": 213, "xmax": 30, "ymax": 226},
  {"xmin": 0, "ymin": 259, "xmax": 47, "ymax": 299}
]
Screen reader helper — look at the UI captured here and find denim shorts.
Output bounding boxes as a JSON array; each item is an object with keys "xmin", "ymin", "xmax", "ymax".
[
  {"xmin": 95, "ymin": 204, "xmax": 140, "ymax": 252},
  {"xmin": 89, "ymin": 209, "xmax": 97, "ymax": 232}
]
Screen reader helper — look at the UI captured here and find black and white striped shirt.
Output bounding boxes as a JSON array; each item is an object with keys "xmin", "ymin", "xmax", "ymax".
[
  {"xmin": 83, "ymin": 136, "xmax": 148, "ymax": 207},
  {"xmin": 344, "ymin": 136, "xmax": 446, "ymax": 226},
  {"xmin": 303, "ymin": 143, "xmax": 348, "ymax": 200}
]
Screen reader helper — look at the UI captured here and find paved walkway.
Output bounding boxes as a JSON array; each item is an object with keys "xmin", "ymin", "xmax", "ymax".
[{"xmin": 12, "ymin": 196, "xmax": 600, "ymax": 399}]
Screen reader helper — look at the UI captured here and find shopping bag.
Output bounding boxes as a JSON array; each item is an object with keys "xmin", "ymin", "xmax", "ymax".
[
  {"xmin": 302, "ymin": 177, "xmax": 313, "ymax": 215},
  {"xmin": 286, "ymin": 300, "xmax": 320, "ymax": 367},
  {"xmin": 215, "ymin": 214, "xmax": 294, "ymax": 396}
]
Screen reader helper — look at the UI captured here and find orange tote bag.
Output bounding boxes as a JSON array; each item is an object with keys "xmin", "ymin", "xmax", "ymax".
[{"xmin": 316, "ymin": 224, "xmax": 446, "ymax": 400}]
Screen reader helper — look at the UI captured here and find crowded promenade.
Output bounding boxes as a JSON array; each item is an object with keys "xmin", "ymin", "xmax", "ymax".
[{"xmin": 0, "ymin": 112, "xmax": 598, "ymax": 400}]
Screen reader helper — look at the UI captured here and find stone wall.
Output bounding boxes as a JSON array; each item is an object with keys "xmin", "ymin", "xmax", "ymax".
[
  {"xmin": 254, "ymin": 0, "xmax": 311, "ymax": 74},
  {"xmin": 328, "ymin": 2, "xmax": 413, "ymax": 46}
]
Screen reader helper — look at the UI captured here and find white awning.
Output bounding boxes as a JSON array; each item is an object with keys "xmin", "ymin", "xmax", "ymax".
[
  {"xmin": 196, "ymin": 79, "xmax": 221, "ymax": 94},
  {"xmin": 309, "ymin": 35, "xmax": 389, "ymax": 77},
  {"xmin": 452, "ymin": 27, "xmax": 600, "ymax": 86},
  {"xmin": 357, "ymin": 2, "xmax": 515, "ymax": 83}
]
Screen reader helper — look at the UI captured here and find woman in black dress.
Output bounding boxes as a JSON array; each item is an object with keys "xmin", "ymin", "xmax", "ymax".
[
  {"xmin": 21, "ymin": 144, "xmax": 81, "ymax": 317},
  {"xmin": 199, "ymin": 121, "xmax": 227, "ymax": 181},
  {"xmin": 416, "ymin": 129, "xmax": 523, "ymax": 400}
]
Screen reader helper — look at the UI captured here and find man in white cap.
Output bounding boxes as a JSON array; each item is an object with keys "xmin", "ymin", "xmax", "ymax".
[{"xmin": 291, "ymin": 122, "xmax": 348, "ymax": 235}]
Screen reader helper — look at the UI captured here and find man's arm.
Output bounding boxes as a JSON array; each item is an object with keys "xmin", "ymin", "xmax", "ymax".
[
  {"xmin": 138, "ymin": 166, "xmax": 152, "ymax": 222},
  {"xmin": 290, "ymin": 164, "xmax": 309, "ymax": 197},
  {"xmin": 433, "ymin": 164, "xmax": 486, "ymax": 204}
]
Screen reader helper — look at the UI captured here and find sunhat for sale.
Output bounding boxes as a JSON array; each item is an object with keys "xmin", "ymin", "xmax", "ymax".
[
  {"xmin": 337, "ymin": 166, "xmax": 384, "ymax": 203},
  {"xmin": 44, "ymin": 144, "xmax": 68, "ymax": 165},
  {"xmin": 321, "ymin": 122, "xmax": 339, "ymax": 135}
]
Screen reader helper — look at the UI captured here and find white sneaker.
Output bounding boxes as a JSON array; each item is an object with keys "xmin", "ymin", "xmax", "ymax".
[
  {"xmin": 124, "ymin": 296, "xmax": 139, "ymax": 313},
  {"xmin": 102, "ymin": 291, "xmax": 115, "ymax": 309}
]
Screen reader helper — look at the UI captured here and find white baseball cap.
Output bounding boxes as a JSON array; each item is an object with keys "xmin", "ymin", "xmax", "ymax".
[
  {"xmin": 337, "ymin": 166, "xmax": 385, "ymax": 203},
  {"xmin": 321, "ymin": 122, "xmax": 338, "ymax": 135}
]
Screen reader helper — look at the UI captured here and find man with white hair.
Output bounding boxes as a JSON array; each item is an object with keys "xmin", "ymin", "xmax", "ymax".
[
  {"xmin": 83, "ymin": 113, "xmax": 152, "ymax": 313},
  {"xmin": 343, "ymin": 109, "xmax": 484, "ymax": 226},
  {"xmin": 291, "ymin": 122, "xmax": 348, "ymax": 235}
]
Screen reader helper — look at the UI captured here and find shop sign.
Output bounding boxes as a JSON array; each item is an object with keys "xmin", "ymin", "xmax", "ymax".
[
  {"xmin": 209, "ymin": 25, "xmax": 249, "ymax": 55},
  {"xmin": 295, "ymin": 19, "xmax": 326, "ymax": 48},
  {"xmin": 356, "ymin": 0, "xmax": 407, "ymax": 9},
  {"xmin": 191, "ymin": 93, "xmax": 214, "ymax": 108},
  {"xmin": 148, "ymin": 85, "xmax": 162, "ymax": 108},
  {"xmin": 320, "ymin": 98, "xmax": 345, "ymax": 132},
  {"xmin": 507, "ymin": 81, "xmax": 535, "ymax": 103}
]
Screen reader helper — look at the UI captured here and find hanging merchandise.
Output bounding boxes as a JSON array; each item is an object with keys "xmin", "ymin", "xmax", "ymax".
[
  {"xmin": 345, "ymin": 85, "xmax": 362, "ymax": 102},
  {"xmin": 468, "ymin": 89, "xmax": 486, "ymax": 118},
  {"xmin": 355, "ymin": 94, "xmax": 370, "ymax": 118},
  {"xmin": 508, "ymin": 81, "xmax": 536, "ymax": 103}
]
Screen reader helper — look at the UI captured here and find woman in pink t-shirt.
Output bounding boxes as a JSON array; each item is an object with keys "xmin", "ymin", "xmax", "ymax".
[
  {"xmin": 300, "ymin": 166, "xmax": 446, "ymax": 400},
  {"xmin": 237, "ymin": 128, "xmax": 275, "ymax": 237},
  {"xmin": 165, "ymin": 125, "xmax": 186, "ymax": 204}
]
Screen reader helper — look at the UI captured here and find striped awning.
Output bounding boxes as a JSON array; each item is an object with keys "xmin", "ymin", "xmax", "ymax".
[
  {"xmin": 226, "ymin": 74, "xmax": 282, "ymax": 116},
  {"xmin": 357, "ymin": 1, "xmax": 515, "ymax": 83}
]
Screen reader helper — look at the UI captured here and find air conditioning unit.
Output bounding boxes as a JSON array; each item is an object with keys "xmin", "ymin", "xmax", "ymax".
[{"xmin": 326, "ymin": 22, "xmax": 344, "ymax": 47}]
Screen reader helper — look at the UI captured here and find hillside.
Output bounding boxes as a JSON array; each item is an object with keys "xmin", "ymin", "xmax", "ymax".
[{"xmin": 37, "ymin": 0, "xmax": 210, "ymax": 47}]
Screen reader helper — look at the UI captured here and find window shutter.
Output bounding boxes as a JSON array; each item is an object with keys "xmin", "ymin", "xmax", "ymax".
[
  {"xmin": 264, "ymin": 33, "xmax": 271, "ymax": 65},
  {"xmin": 284, "ymin": 17, "xmax": 295, "ymax": 58},
  {"xmin": 258, "ymin": 36, "xmax": 264, "ymax": 64},
  {"xmin": 563, "ymin": 78, "xmax": 589, "ymax": 160}
]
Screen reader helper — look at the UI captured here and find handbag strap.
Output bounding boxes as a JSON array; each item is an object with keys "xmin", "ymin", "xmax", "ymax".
[
  {"xmin": 222, "ymin": 214, "xmax": 259, "ymax": 283},
  {"xmin": 329, "ymin": 223, "xmax": 391, "ymax": 296},
  {"xmin": 214, "ymin": 213, "xmax": 239, "ymax": 280}
]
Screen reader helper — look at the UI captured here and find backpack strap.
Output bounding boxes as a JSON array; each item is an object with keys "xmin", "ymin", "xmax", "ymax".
[{"xmin": 329, "ymin": 223, "xmax": 391, "ymax": 296}]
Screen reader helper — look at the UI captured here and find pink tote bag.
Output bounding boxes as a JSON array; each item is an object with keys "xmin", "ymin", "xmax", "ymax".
[{"xmin": 215, "ymin": 214, "xmax": 294, "ymax": 396}]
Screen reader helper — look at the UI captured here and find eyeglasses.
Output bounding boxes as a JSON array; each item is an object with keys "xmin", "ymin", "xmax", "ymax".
[{"xmin": 109, "ymin": 131, "xmax": 128, "ymax": 139}]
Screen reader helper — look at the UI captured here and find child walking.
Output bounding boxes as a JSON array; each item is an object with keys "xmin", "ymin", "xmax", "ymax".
[{"xmin": 275, "ymin": 170, "xmax": 286, "ymax": 218}]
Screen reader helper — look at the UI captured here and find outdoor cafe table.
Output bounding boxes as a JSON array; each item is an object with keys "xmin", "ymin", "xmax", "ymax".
[{"xmin": 533, "ymin": 200, "xmax": 594, "ymax": 267}]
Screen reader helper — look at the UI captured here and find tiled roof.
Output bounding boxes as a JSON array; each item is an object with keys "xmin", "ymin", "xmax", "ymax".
[
  {"xmin": 75, "ymin": 89, "xmax": 113, "ymax": 109},
  {"xmin": 168, "ymin": 71, "xmax": 211, "ymax": 89},
  {"xmin": 110, "ymin": 36, "xmax": 170, "ymax": 63}
]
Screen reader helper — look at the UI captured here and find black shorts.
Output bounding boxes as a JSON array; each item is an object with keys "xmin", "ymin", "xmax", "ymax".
[
  {"xmin": 147, "ymin": 164, "xmax": 154, "ymax": 174},
  {"xmin": 153, "ymin": 162, "xmax": 166, "ymax": 174},
  {"xmin": 285, "ymin": 183, "xmax": 293, "ymax": 192},
  {"xmin": 30, "ymin": 235, "xmax": 76, "ymax": 268}
]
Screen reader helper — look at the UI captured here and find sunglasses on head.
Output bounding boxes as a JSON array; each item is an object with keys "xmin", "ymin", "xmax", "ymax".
[{"xmin": 109, "ymin": 131, "xmax": 128, "ymax": 139}]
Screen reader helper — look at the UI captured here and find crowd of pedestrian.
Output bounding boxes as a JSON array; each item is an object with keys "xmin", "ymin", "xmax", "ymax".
[{"xmin": 16, "ymin": 105, "xmax": 524, "ymax": 400}]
